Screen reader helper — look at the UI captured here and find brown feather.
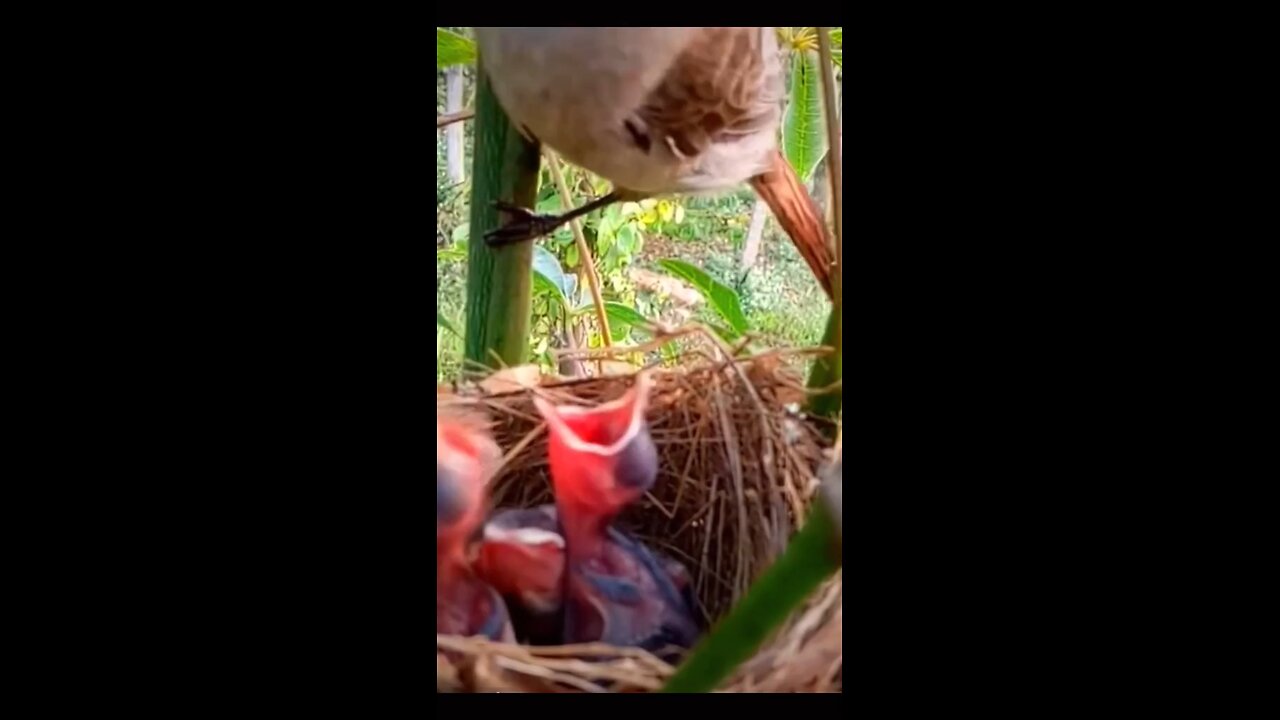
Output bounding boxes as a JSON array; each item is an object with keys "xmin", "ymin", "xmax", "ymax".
[{"xmin": 635, "ymin": 28, "xmax": 783, "ymax": 164}]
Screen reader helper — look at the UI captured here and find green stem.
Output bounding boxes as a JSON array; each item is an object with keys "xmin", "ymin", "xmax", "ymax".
[
  {"xmin": 463, "ymin": 67, "xmax": 540, "ymax": 371},
  {"xmin": 806, "ymin": 305, "xmax": 842, "ymax": 419},
  {"xmin": 661, "ymin": 500, "xmax": 841, "ymax": 693}
]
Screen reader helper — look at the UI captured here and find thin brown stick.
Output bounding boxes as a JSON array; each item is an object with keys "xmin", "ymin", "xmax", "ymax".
[
  {"xmin": 545, "ymin": 149, "xmax": 612, "ymax": 351},
  {"xmin": 816, "ymin": 29, "xmax": 843, "ymax": 366},
  {"xmin": 437, "ymin": 108, "xmax": 475, "ymax": 128}
]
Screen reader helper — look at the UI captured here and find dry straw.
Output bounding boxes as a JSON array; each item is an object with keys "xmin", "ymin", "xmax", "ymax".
[{"xmin": 437, "ymin": 333, "xmax": 841, "ymax": 692}]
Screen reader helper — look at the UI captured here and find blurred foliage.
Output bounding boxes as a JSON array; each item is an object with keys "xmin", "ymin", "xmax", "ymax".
[{"xmin": 436, "ymin": 28, "xmax": 475, "ymax": 68}]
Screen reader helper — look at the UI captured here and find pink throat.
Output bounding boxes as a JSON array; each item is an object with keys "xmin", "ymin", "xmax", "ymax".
[{"xmin": 555, "ymin": 497, "xmax": 615, "ymax": 560}]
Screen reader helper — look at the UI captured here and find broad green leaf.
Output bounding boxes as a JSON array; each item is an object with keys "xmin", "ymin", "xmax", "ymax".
[
  {"xmin": 598, "ymin": 225, "xmax": 615, "ymax": 255},
  {"xmin": 831, "ymin": 28, "xmax": 842, "ymax": 48},
  {"xmin": 616, "ymin": 224, "xmax": 640, "ymax": 256},
  {"xmin": 451, "ymin": 222, "xmax": 469, "ymax": 244},
  {"xmin": 436, "ymin": 28, "xmax": 476, "ymax": 68},
  {"xmin": 564, "ymin": 243, "xmax": 579, "ymax": 269},
  {"xmin": 437, "ymin": 311, "xmax": 459, "ymax": 337},
  {"xmin": 594, "ymin": 301, "xmax": 650, "ymax": 329},
  {"xmin": 596, "ymin": 212, "xmax": 616, "ymax": 244},
  {"xmin": 575, "ymin": 301, "xmax": 653, "ymax": 344},
  {"xmin": 531, "ymin": 245, "xmax": 577, "ymax": 309},
  {"xmin": 783, "ymin": 49, "xmax": 827, "ymax": 182},
  {"xmin": 657, "ymin": 258, "xmax": 749, "ymax": 338}
]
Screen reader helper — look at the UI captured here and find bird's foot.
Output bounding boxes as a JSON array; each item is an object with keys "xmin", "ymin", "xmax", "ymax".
[{"xmin": 484, "ymin": 201, "xmax": 565, "ymax": 247}]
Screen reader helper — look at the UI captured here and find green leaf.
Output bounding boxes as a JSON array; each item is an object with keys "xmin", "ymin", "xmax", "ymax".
[
  {"xmin": 451, "ymin": 222, "xmax": 469, "ymax": 244},
  {"xmin": 437, "ymin": 241, "xmax": 467, "ymax": 263},
  {"xmin": 436, "ymin": 28, "xmax": 476, "ymax": 68},
  {"xmin": 830, "ymin": 28, "xmax": 842, "ymax": 48},
  {"xmin": 662, "ymin": 498, "xmax": 841, "ymax": 692},
  {"xmin": 536, "ymin": 197, "xmax": 564, "ymax": 215},
  {"xmin": 531, "ymin": 245, "xmax": 577, "ymax": 309},
  {"xmin": 596, "ymin": 213, "xmax": 615, "ymax": 244},
  {"xmin": 564, "ymin": 243, "xmax": 580, "ymax": 269},
  {"xmin": 616, "ymin": 224, "xmax": 640, "ymax": 256},
  {"xmin": 783, "ymin": 49, "xmax": 827, "ymax": 182},
  {"xmin": 437, "ymin": 311, "xmax": 459, "ymax": 337},
  {"xmin": 656, "ymin": 259, "xmax": 749, "ymax": 338},
  {"xmin": 596, "ymin": 301, "xmax": 650, "ymax": 329}
]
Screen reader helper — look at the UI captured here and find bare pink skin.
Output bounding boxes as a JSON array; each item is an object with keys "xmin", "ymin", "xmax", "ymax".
[
  {"xmin": 532, "ymin": 375, "xmax": 700, "ymax": 650},
  {"xmin": 436, "ymin": 420, "xmax": 513, "ymax": 643},
  {"xmin": 475, "ymin": 504, "xmax": 697, "ymax": 646}
]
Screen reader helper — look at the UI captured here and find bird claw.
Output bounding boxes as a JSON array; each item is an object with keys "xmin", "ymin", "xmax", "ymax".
[{"xmin": 484, "ymin": 201, "xmax": 562, "ymax": 247}]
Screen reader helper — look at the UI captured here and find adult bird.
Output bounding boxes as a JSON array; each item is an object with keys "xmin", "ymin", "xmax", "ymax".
[
  {"xmin": 474, "ymin": 27, "xmax": 836, "ymax": 299},
  {"xmin": 529, "ymin": 373, "xmax": 700, "ymax": 652},
  {"xmin": 436, "ymin": 418, "xmax": 514, "ymax": 643}
]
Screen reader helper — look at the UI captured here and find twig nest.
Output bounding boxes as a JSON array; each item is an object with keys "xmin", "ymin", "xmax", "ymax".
[{"xmin": 437, "ymin": 351, "xmax": 841, "ymax": 692}]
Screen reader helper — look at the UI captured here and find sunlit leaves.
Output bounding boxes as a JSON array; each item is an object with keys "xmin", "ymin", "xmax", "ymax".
[
  {"xmin": 783, "ymin": 49, "xmax": 826, "ymax": 181},
  {"xmin": 436, "ymin": 28, "xmax": 476, "ymax": 68},
  {"xmin": 657, "ymin": 259, "xmax": 749, "ymax": 339}
]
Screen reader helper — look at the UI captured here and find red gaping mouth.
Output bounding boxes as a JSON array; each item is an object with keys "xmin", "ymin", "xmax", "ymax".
[{"xmin": 533, "ymin": 373, "xmax": 659, "ymax": 506}]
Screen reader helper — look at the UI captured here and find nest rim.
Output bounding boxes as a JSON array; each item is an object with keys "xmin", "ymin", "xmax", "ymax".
[{"xmin": 438, "ymin": 354, "xmax": 841, "ymax": 693}]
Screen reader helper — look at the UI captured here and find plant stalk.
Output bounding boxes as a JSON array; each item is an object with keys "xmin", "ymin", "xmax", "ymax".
[
  {"xmin": 463, "ymin": 67, "xmax": 540, "ymax": 371},
  {"xmin": 546, "ymin": 150, "xmax": 611, "ymax": 349},
  {"xmin": 805, "ymin": 29, "xmax": 844, "ymax": 420},
  {"xmin": 817, "ymin": 28, "xmax": 843, "ymax": 371}
]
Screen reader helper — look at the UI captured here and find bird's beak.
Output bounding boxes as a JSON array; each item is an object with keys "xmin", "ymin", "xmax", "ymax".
[
  {"xmin": 476, "ymin": 519, "xmax": 566, "ymax": 613},
  {"xmin": 436, "ymin": 420, "xmax": 501, "ymax": 545},
  {"xmin": 532, "ymin": 372, "xmax": 658, "ymax": 515}
]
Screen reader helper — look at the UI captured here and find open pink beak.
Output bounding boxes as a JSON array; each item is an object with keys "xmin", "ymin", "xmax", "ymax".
[
  {"xmin": 531, "ymin": 374, "xmax": 699, "ymax": 650},
  {"xmin": 436, "ymin": 419, "xmax": 513, "ymax": 643},
  {"xmin": 474, "ymin": 505, "xmax": 566, "ymax": 644},
  {"xmin": 532, "ymin": 373, "xmax": 658, "ymax": 536}
]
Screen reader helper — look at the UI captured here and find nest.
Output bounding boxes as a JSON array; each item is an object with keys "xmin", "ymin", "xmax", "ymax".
[{"xmin": 437, "ymin": 346, "xmax": 842, "ymax": 693}]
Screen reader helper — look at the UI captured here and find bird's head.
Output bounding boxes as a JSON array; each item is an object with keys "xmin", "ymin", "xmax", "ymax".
[
  {"xmin": 532, "ymin": 373, "xmax": 658, "ymax": 544},
  {"xmin": 436, "ymin": 418, "xmax": 501, "ymax": 559},
  {"xmin": 475, "ymin": 506, "xmax": 565, "ymax": 615}
]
